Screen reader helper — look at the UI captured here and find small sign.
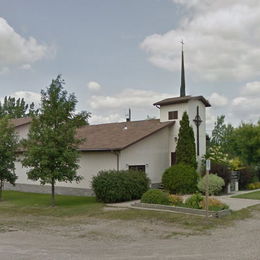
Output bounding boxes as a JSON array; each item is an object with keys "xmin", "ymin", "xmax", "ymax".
[{"xmin": 206, "ymin": 159, "xmax": 211, "ymax": 171}]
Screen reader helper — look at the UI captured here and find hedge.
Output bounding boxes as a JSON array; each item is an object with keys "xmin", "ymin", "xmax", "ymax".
[
  {"xmin": 92, "ymin": 170, "xmax": 150, "ymax": 203},
  {"xmin": 162, "ymin": 164, "xmax": 198, "ymax": 194}
]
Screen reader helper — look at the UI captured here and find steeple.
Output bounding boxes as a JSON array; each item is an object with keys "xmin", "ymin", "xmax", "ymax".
[{"xmin": 180, "ymin": 40, "xmax": 186, "ymax": 97}]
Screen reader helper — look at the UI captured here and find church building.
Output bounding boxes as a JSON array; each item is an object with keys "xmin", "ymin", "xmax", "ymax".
[{"xmin": 7, "ymin": 49, "xmax": 211, "ymax": 196}]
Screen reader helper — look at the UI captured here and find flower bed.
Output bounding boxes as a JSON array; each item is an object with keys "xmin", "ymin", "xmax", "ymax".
[{"xmin": 131, "ymin": 202, "xmax": 231, "ymax": 218}]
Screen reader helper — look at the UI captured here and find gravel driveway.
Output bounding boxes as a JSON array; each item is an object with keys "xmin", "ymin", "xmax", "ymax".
[{"xmin": 0, "ymin": 207, "xmax": 259, "ymax": 260}]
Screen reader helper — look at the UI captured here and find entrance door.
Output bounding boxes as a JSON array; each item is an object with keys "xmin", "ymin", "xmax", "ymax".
[{"xmin": 171, "ymin": 152, "xmax": 176, "ymax": 166}]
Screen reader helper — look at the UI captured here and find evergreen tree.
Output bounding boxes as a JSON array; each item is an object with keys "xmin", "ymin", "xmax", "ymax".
[
  {"xmin": 0, "ymin": 96, "xmax": 38, "ymax": 118},
  {"xmin": 176, "ymin": 111, "xmax": 197, "ymax": 169},
  {"xmin": 22, "ymin": 75, "xmax": 90, "ymax": 206},
  {"xmin": 0, "ymin": 116, "xmax": 18, "ymax": 201}
]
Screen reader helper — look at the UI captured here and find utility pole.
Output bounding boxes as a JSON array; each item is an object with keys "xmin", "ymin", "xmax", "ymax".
[{"xmin": 205, "ymin": 159, "xmax": 211, "ymax": 219}]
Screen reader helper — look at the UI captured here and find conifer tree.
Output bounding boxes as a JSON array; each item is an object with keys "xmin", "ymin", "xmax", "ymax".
[
  {"xmin": 22, "ymin": 75, "xmax": 90, "ymax": 206},
  {"xmin": 176, "ymin": 111, "xmax": 197, "ymax": 169},
  {"xmin": 0, "ymin": 116, "xmax": 18, "ymax": 201}
]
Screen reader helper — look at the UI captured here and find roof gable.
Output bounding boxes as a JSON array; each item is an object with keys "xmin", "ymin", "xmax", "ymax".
[{"xmin": 153, "ymin": 95, "xmax": 211, "ymax": 107}]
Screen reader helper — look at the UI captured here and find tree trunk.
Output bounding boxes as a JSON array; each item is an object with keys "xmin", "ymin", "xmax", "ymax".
[
  {"xmin": 51, "ymin": 178, "xmax": 55, "ymax": 207},
  {"xmin": 0, "ymin": 179, "xmax": 3, "ymax": 201}
]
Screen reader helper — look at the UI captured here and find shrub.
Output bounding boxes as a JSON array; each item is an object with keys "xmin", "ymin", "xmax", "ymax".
[
  {"xmin": 210, "ymin": 162, "xmax": 231, "ymax": 192},
  {"xmin": 197, "ymin": 174, "xmax": 225, "ymax": 195},
  {"xmin": 162, "ymin": 164, "xmax": 198, "ymax": 194},
  {"xmin": 92, "ymin": 170, "xmax": 150, "ymax": 203},
  {"xmin": 200, "ymin": 198, "xmax": 229, "ymax": 211},
  {"xmin": 185, "ymin": 193, "xmax": 203, "ymax": 209},
  {"xmin": 168, "ymin": 194, "xmax": 183, "ymax": 206},
  {"xmin": 239, "ymin": 166, "xmax": 258, "ymax": 189},
  {"xmin": 141, "ymin": 189, "xmax": 170, "ymax": 205},
  {"xmin": 247, "ymin": 182, "xmax": 260, "ymax": 190}
]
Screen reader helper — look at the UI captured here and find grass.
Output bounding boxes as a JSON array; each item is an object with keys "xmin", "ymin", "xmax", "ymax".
[
  {"xmin": 0, "ymin": 190, "xmax": 259, "ymax": 236},
  {"xmin": 231, "ymin": 190, "xmax": 260, "ymax": 200},
  {"xmin": 0, "ymin": 191, "xmax": 104, "ymax": 217}
]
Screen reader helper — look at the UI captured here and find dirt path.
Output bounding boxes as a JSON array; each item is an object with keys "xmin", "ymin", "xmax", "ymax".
[{"xmin": 0, "ymin": 207, "xmax": 259, "ymax": 260}]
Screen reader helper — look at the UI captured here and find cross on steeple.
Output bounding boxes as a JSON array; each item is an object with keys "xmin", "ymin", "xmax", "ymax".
[
  {"xmin": 193, "ymin": 106, "xmax": 202, "ymax": 156},
  {"xmin": 180, "ymin": 40, "xmax": 186, "ymax": 97}
]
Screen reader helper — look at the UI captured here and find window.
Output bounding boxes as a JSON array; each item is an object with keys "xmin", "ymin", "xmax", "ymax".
[
  {"xmin": 129, "ymin": 165, "xmax": 146, "ymax": 172},
  {"xmin": 168, "ymin": 111, "xmax": 178, "ymax": 120}
]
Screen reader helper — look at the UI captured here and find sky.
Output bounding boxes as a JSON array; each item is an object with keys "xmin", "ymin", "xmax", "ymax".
[{"xmin": 0, "ymin": 0, "xmax": 260, "ymax": 133}]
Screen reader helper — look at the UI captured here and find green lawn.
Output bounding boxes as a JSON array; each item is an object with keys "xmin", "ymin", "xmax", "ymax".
[
  {"xmin": 0, "ymin": 190, "xmax": 258, "ymax": 236},
  {"xmin": 232, "ymin": 191, "xmax": 260, "ymax": 200}
]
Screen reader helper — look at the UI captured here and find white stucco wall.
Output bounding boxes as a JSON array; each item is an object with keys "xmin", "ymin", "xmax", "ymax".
[
  {"xmin": 119, "ymin": 127, "xmax": 171, "ymax": 184},
  {"xmin": 15, "ymin": 124, "xmax": 30, "ymax": 140},
  {"xmin": 15, "ymin": 152, "xmax": 117, "ymax": 189},
  {"xmin": 159, "ymin": 99, "xmax": 207, "ymax": 166}
]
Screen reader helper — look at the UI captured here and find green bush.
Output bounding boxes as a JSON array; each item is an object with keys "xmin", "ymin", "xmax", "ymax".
[
  {"xmin": 141, "ymin": 189, "xmax": 170, "ymax": 205},
  {"xmin": 162, "ymin": 164, "xmax": 198, "ymax": 194},
  {"xmin": 247, "ymin": 182, "xmax": 260, "ymax": 190},
  {"xmin": 185, "ymin": 193, "xmax": 203, "ymax": 209},
  {"xmin": 92, "ymin": 170, "xmax": 150, "ymax": 203},
  {"xmin": 197, "ymin": 174, "xmax": 225, "ymax": 195}
]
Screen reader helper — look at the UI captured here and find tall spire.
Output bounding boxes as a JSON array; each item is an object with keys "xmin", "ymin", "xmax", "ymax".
[{"xmin": 180, "ymin": 40, "xmax": 186, "ymax": 97}]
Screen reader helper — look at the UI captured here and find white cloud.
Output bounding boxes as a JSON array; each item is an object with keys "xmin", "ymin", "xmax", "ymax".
[
  {"xmin": 87, "ymin": 88, "xmax": 172, "ymax": 124},
  {"xmin": 89, "ymin": 113, "xmax": 124, "ymax": 125},
  {"xmin": 89, "ymin": 88, "xmax": 173, "ymax": 110},
  {"xmin": 230, "ymin": 82, "xmax": 260, "ymax": 122},
  {"xmin": 141, "ymin": 1, "xmax": 260, "ymax": 81},
  {"xmin": 209, "ymin": 92, "xmax": 228, "ymax": 107},
  {"xmin": 0, "ymin": 17, "xmax": 50, "ymax": 71},
  {"xmin": 20, "ymin": 64, "xmax": 32, "ymax": 70},
  {"xmin": 9, "ymin": 91, "xmax": 41, "ymax": 106},
  {"xmin": 87, "ymin": 81, "xmax": 101, "ymax": 91},
  {"xmin": 241, "ymin": 81, "xmax": 260, "ymax": 96}
]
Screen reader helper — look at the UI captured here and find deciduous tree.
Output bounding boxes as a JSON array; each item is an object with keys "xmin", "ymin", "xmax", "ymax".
[
  {"xmin": 22, "ymin": 75, "xmax": 90, "ymax": 206},
  {"xmin": 0, "ymin": 116, "xmax": 18, "ymax": 201}
]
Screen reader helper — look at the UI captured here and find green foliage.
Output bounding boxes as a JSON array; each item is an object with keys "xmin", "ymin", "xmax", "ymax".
[
  {"xmin": 239, "ymin": 166, "xmax": 258, "ymax": 189},
  {"xmin": 185, "ymin": 193, "xmax": 203, "ymax": 209},
  {"xmin": 141, "ymin": 189, "xmax": 170, "ymax": 205},
  {"xmin": 209, "ymin": 161, "xmax": 231, "ymax": 192},
  {"xmin": 210, "ymin": 115, "xmax": 235, "ymax": 156},
  {"xmin": 197, "ymin": 174, "xmax": 225, "ymax": 195},
  {"xmin": 22, "ymin": 75, "xmax": 90, "ymax": 206},
  {"xmin": 176, "ymin": 112, "xmax": 197, "ymax": 169},
  {"xmin": 92, "ymin": 170, "xmax": 150, "ymax": 203},
  {"xmin": 247, "ymin": 182, "xmax": 260, "ymax": 190},
  {"xmin": 0, "ymin": 117, "xmax": 18, "ymax": 200},
  {"xmin": 232, "ymin": 122, "xmax": 260, "ymax": 167},
  {"xmin": 0, "ymin": 96, "xmax": 38, "ymax": 118},
  {"xmin": 162, "ymin": 164, "xmax": 198, "ymax": 194}
]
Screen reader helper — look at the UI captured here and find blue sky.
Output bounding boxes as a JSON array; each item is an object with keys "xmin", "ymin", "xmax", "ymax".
[{"xmin": 0, "ymin": 0, "xmax": 260, "ymax": 131}]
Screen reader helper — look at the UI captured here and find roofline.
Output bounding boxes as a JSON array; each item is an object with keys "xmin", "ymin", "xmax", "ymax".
[
  {"xmin": 78, "ymin": 121, "xmax": 175, "ymax": 152},
  {"xmin": 153, "ymin": 95, "xmax": 211, "ymax": 107}
]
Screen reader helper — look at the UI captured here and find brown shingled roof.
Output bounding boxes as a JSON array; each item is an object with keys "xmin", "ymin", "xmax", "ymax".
[
  {"xmin": 10, "ymin": 117, "xmax": 174, "ymax": 151},
  {"xmin": 153, "ymin": 95, "xmax": 211, "ymax": 107},
  {"xmin": 10, "ymin": 117, "xmax": 32, "ymax": 127},
  {"xmin": 76, "ymin": 119, "xmax": 174, "ymax": 151}
]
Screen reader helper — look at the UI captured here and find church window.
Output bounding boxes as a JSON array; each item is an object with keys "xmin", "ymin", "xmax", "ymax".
[
  {"xmin": 168, "ymin": 111, "xmax": 178, "ymax": 120},
  {"xmin": 129, "ymin": 165, "xmax": 146, "ymax": 172}
]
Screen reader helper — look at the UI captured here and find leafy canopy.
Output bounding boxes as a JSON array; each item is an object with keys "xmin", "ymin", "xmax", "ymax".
[
  {"xmin": 22, "ymin": 75, "xmax": 90, "ymax": 205},
  {"xmin": 176, "ymin": 111, "xmax": 197, "ymax": 169},
  {"xmin": 0, "ymin": 96, "xmax": 38, "ymax": 118},
  {"xmin": 0, "ymin": 116, "xmax": 18, "ymax": 200}
]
